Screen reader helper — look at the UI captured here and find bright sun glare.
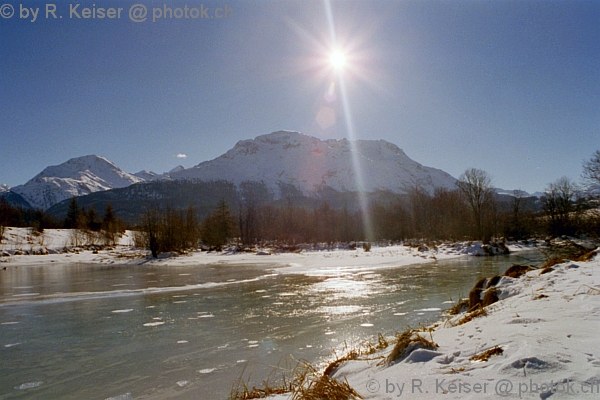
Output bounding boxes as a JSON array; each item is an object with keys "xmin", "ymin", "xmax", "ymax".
[{"xmin": 330, "ymin": 50, "xmax": 347, "ymax": 71}]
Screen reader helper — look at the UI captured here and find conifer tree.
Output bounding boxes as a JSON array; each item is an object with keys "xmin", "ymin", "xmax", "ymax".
[{"xmin": 65, "ymin": 197, "xmax": 80, "ymax": 229}]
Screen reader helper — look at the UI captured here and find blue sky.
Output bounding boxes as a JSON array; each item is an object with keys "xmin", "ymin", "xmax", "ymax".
[{"xmin": 1, "ymin": 0, "xmax": 598, "ymax": 193}]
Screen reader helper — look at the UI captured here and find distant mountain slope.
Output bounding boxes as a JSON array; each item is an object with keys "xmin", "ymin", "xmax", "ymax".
[
  {"xmin": 46, "ymin": 180, "xmax": 241, "ymax": 223},
  {"xmin": 172, "ymin": 131, "xmax": 457, "ymax": 195},
  {"xmin": 0, "ymin": 190, "xmax": 32, "ymax": 209},
  {"xmin": 7, "ymin": 131, "xmax": 461, "ymax": 213},
  {"xmin": 11, "ymin": 155, "xmax": 143, "ymax": 210},
  {"xmin": 133, "ymin": 170, "xmax": 161, "ymax": 181}
]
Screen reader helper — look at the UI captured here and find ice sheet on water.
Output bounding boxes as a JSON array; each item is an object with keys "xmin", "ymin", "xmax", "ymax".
[
  {"xmin": 111, "ymin": 309, "xmax": 134, "ymax": 313},
  {"xmin": 176, "ymin": 381, "xmax": 188, "ymax": 387},
  {"xmin": 105, "ymin": 394, "xmax": 133, "ymax": 400},
  {"xmin": 143, "ymin": 321, "xmax": 165, "ymax": 327},
  {"xmin": 1, "ymin": 321, "xmax": 19, "ymax": 325},
  {"xmin": 177, "ymin": 340, "xmax": 188, "ymax": 344},
  {"xmin": 4, "ymin": 343, "xmax": 21, "ymax": 347},
  {"xmin": 14, "ymin": 381, "xmax": 43, "ymax": 390},
  {"xmin": 414, "ymin": 307, "xmax": 441, "ymax": 312},
  {"xmin": 198, "ymin": 368, "xmax": 215, "ymax": 374}
]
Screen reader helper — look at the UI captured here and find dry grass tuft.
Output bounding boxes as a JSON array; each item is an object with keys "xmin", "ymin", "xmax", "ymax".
[
  {"xmin": 385, "ymin": 329, "xmax": 438, "ymax": 365},
  {"xmin": 231, "ymin": 334, "xmax": 390, "ymax": 400},
  {"xmin": 504, "ymin": 264, "xmax": 533, "ymax": 278},
  {"xmin": 230, "ymin": 359, "xmax": 364, "ymax": 400},
  {"xmin": 541, "ymin": 257, "xmax": 565, "ymax": 269},
  {"xmin": 574, "ymin": 249, "xmax": 598, "ymax": 262},
  {"xmin": 322, "ymin": 350, "xmax": 360, "ymax": 377},
  {"xmin": 470, "ymin": 346, "xmax": 503, "ymax": 362},
  {"xmin": 292, "ymin": 363, "xmax": 364, "ymax": 400},
  {"xmin": 447, "ymin": 298, "xmax": 469, "ymax": 316},
  {"xmin": 444, "ymin": 366, "xmax": 466, "ymax": 374},
  {"xmin": 573, "ymin": 284, "xmax": 600, "ymax": 296},
  {"xmin": 324, "ymin": 333, "xmax": 389, "ymax": 376},
  {"xmin": 539, "ymin": 267, "xmax": 554, "ymax": 275},
  {"xmin": 229, "ymin": 359, "xmax": 296, "ymax": 400},
  {"xmin": 455, "ymin": 306, "xmax": 487, "ymax": 326}
]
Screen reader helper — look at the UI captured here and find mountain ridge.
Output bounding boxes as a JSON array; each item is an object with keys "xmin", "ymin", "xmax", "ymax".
[
  {"xmin": 3, "ymin": 131, "xmax": 538, "ymax": 212},
  {"xmin": 171, "ymin": 131, "xmax": 458, "ymax": 196},
  {"xmin": 10, "ymin": 155, "xmax": 144, "ymax": 210}
]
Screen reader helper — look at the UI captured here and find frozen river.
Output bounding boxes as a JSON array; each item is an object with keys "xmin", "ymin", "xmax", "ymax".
[{"xmin": 0, "ymin": 250, "xmax": 542, "ymax": 399}]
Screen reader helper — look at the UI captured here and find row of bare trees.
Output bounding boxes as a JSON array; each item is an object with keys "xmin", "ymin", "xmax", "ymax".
[{"xmin": 136, "ymin": 200, "xmax": 239, "ymax": 257}]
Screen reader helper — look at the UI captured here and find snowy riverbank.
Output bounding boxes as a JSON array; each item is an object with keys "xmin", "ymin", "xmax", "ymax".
[
  {"xmin": 1, "ymin": 227, "xmax": 530, "ymax": 271},
  {"xmin": 264, "ymin": 251, "xmax": 600, "ymax": 400}
]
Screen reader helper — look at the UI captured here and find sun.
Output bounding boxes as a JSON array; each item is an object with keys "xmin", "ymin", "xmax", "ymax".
[{"xmin": 329, "ymin": 49, "xmax": 347, "ymax": 71}]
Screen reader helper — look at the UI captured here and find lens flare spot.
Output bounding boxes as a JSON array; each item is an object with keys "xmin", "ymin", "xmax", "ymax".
[{"xmin": 330, "ymin": 50, "xmax": 347, "ymax": 71}]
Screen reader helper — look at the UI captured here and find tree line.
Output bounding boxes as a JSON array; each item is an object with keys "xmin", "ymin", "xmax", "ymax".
[
  {"xmin": 2, "ymin": 151, "xmax": 599, "ymax": 254},
  {"xmin": 0, "ymin": 197, "xmax": 125, "ymax": 245}
]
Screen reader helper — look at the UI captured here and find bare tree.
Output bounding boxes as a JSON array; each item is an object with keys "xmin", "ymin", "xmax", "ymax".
[
  {"xmin": 0, "ymin": 198, "xmax": 9, "ymax": 243},
  {"xmin": 141, "ymin": 207, "xmax": 163, "ymax": 258},
  {"xmin": 582, "ymin": 150, "xmax": 600, "ymax": 193},
  {"xmin": 541, "ymin": 176, "xmax": 582, "ymax": 237},
  {"xmin": 456, "ymin": 168, "xmax": 495, "ymax": 241},
  {"xmin": 200, "ymin": 199, "xmax": 236, "ymax": 250}
]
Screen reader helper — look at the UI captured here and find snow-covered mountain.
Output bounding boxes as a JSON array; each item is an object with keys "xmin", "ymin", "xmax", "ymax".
[
  {"xmin": 168, "ymin": 165, "xmax": 185, "ymax": 174},
  {"xmin": 493, "ymin": 188, "xmax": 538, "ymax": 198},
  {"xmin": 133, "ymin": 165, "xmax": 184, "ymax": 181},
  {"xmin": 11, "ymin": 155, "xmax": 144, "ymax": 210},
  {"xmin": 171, "ymin": 131, "xmax": 457, "ymax": 195},
  {"xmin": 133, "ymin": 170, "xmax": 161, "ymax": 181},
  {"xmin": 0, "ymin": 184, "xmax": 9, "ymax": 194},
  {"xmin": 6, "ymin": 131, "xmax": 461, "ymax": 211}
]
